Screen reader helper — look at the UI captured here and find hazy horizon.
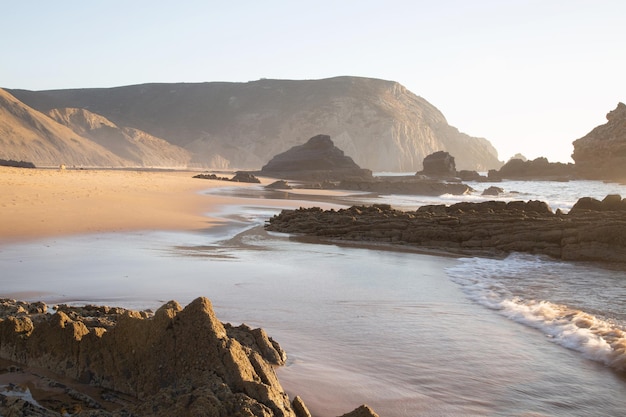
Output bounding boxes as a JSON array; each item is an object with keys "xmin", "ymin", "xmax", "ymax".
[{"xmin": 3, "ymin": 1, "xmax": 624, "ymax": 163}]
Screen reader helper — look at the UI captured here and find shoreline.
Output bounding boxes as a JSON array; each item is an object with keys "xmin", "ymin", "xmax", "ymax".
[{"xmin": 0, "ymin": 167, "xmax": 359, "ymax": 244}]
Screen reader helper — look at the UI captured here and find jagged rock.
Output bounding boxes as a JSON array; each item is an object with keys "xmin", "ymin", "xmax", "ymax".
[
  {"xmin": 572, "ymin": 102, "xmax": 626, "ymax": 180},
  {"xmin": 266, "ymin": 180, "xmax": 292, "ymax": 190},
  {"xmin": 291, "ymin": 395, "xmax": 312, "ymax": 417},
  {"xmin": 338, "ymin": 404, "xmax": 380, "ymax": 417},
  {"xmin": 231, "ymin": 171, "xmax": 261, "ymax": 183},
  {"xmin": 193, "ymin": 171, "xmax": 261, "ymax": 183},
  {"xmin": 265, "ymin": 197, "xmax": 626, "ymax": 263},
  {"xmin": 482, "ymin": 186, "xmax": 504, "ymax": 196},
  {"xmin": 193, "ymin": 173, "xmax": 231, "ymax": 181},
  {"xmin": 0, "ymin": 298, "xmax": 379, "ymax": 417},
  {"xmin": 488, "ymin": 157, "xmax": 575, "ymax": 180},
  {"xmin": 0, "ymin": 298, "xmax": 293, "ymax": 416},
  {"xmin": 260, "ymin": 135, "xmax": 373, "ymax": 181},
  {"xmin": 419, "ymin": 151, "xmax": 457, "ymax": 177}
]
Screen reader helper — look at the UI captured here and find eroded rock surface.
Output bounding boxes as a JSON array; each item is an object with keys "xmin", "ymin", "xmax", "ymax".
[
  {"xmin": 0, "ymin": 297, "xmax": 374, "ymax": 416},
  {"xmin": 572, "ymin": 102, "xmax": 626, "ymax": 181},
  {"xmin": 488, "ymin": 157, "xmax": 575, "ymax": 181},
  {"xmin": 260, "ymin": 134, "xmax": 373, "ymax": 181},
  {"xmin": 419, "ymin": 151, "xmax": 457, "ymax": 177},
  {"xmin": 265, "ymin": 196, "xmax": 626, "ymax": 263}
]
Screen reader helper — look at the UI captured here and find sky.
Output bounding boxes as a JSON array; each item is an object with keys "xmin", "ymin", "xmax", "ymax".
[{"xmin": 2, "ymin": 0, "xmax": 625, "ymax": 163}]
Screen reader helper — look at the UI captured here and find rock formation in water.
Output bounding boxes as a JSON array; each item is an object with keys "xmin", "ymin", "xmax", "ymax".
[
  {"xmin": 419, "ymin": 151, "xmax": 457, "ymax": 177},
  {"xmin": 7, "ymin": 77, "xmax": 503, "ymax": 171},
  {"xmin": 572, "ymin": 102, "xmax": 626, "ymax": 181},
  {"xmin": 487, "ymin": 157, "xmax": 575, "ymax": 181},
  {"xmin": 0, "ymin": 297, "xmax": 377, "ymax": 417},
  {"xmin": 265, "ymin": 196, "xmax": 626, "ymax": 263},
  {"xmin": 260, "ymin": 134, "xmax": 373, "ymax": 181}
]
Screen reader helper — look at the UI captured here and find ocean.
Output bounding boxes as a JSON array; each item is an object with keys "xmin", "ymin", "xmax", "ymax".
[{"xmin": 1, "ymin": 178, "xmax": 625, "ymax": 416}]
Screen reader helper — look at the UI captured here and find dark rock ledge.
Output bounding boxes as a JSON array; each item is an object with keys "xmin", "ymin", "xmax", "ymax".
[
  {"xmin": 0, "ymin": 297, "xmax": 379, "ymax": 417},
  {"xmin": 265, "ymin": 195, "xmax": 626, "ymax": 264}
]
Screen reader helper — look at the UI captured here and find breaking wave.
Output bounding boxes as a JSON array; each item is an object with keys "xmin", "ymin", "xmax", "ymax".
[{"xmin": 446, "ymin": 255, "xmax": 626, "ymax": 372}]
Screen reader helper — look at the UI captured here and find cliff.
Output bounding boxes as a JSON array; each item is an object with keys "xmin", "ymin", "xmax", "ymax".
[
  {"xmin": 7, "ymin": 77, "xmax": 502, "ymax": 171},
  {"xmin": 572, "ymin": 102, "xmax": 626, "ymax": 181},
  {"xmin": 47, "ymin": 108, "xmax": 192, "ymax": 168},
  {"xmin": 0, "ymin": 89, "xmax": 127, "ymax": 167}
]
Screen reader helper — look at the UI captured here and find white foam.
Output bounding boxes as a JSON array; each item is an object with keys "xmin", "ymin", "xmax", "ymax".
[
  {"xmin": 498, "ymin": 298, "xmax": 625, "ymax": 370},
  {"xmin": 446, "ymin": 255, "xmax": 626, "ymax": 372}
]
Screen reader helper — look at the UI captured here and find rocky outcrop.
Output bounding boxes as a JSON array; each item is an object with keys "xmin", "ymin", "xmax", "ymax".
[
  {"xmin": 0, "ymin": 297, "xmax": 376, "ymax": 417},
  {"xmin": 0, "ymin": 159, "xmax": 35, "ymax": 168},
  {"xmin": 193, "ymin": 171, "xmax": 261, "ymax": 183},
  {"xmin": 487, "ymin": 157, "xmax": 575, "ymax": 180},
  {"xmin": 482, "ymin": 186, "xmax": 504, "ymax": 196},
  {"xmin": 260, "ymin": 134, "xmax": 373, "ymax": 181},
  {"xmin": 572, "ymin": 102, "xmax": 626, "ymax": 181},
  {"xmin": 419, "ymin": 151, "xmax": 457, "ymax": 177},
  {"xmin": 265, "ymin": 196, "xmax": 626, "ymax": 263},
  {"xmin": 8, "ymin": 77, "xmax": 503, "ymax": 171},
  {"xmin": 338, "ymin": 176, "xmax": 473, "ymax": 196}
]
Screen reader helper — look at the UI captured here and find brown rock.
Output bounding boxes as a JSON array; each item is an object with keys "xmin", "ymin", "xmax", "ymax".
[
  {"xmin": 265, "ymin": 196, "xmax": 626, "ymax": 263},
  {"xmin": 260, "ymin": 134, "xmax": 373, "ymax": 181},
  {"xmin": 0, "ymin": 298, "xmax": 298, "ymax": 416},
  {"xmin": 419, "ymin": 151, "xmax": 457, "ymax": 177},
  {"xmin": 572, "ymin": 102, "xmax": 626, "ymax": 180},
  {"xmin": 338, "ymin": 404, "xmax": 380, "ymax": 417}
]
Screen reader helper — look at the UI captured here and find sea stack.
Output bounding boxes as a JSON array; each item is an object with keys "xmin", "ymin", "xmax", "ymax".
[{"xmin": 260, "ymin": 134, "xmax": 373, "ymax": 181}]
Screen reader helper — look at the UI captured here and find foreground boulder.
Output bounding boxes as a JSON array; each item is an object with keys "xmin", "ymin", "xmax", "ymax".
[
  {"xmin": 0, "ymin": 297, "xmax": 376, "ymax": 417},
  {"xmin": 265, "ymin": 196, "xmax": 626, "ymax": 263}
]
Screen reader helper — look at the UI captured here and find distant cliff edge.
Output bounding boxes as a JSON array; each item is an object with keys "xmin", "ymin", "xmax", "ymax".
[
  {"xmin": 572, "ymin": 102, "xmax": 626, "ymax": 181},
  {"xmin": 6, "ymin": 77, "xmax": 501, "ymax": 171}
]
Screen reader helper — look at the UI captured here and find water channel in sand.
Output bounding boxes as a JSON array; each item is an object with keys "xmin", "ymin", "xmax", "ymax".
[{"xmin": 2, "ymin": 198, "xmax": 626, "ymax": 415}]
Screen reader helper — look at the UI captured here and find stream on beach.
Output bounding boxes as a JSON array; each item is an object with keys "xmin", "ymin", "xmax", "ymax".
[{"xmin": 1, "ymin": 179, "xmax": 626, "ymax": 416}]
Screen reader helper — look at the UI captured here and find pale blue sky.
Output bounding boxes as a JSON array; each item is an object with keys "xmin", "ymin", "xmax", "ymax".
[{"xmin": 3, "ymin": 1, "xmax": 624, "ymax": 163}]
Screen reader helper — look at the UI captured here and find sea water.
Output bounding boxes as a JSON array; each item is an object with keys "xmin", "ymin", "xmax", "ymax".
[{"xmin": 1, "ymin": 179, "xmax": 626, "ymax": 416}]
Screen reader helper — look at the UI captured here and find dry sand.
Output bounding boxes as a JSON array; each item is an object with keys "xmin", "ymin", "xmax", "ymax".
[
  {"xmin": 0, "ymin": 167, "xmax": 240, "ymax": 242},
  {"xmin": 0, "ymin": 167, "xmax": 353, "ymax": 243}
]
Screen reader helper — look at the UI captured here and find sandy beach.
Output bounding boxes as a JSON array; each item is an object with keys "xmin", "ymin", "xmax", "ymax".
[{"xmin": 0, "ymin": 167, "xmax": 248, "ymax": 242}]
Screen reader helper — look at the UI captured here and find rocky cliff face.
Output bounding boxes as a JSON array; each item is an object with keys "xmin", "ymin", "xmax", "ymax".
[
  {"xmin": 572, "ymin": 102, "xmax": 626, "ymax": 180},
  {"xmin": 8, "ymin": 77, "xmax": 502, "ymax": 171},
  {"xmin": 47, "ymin": 108, "xmax": 192, "ymax": 167},
  {"xmin": 0, "ymin": 89, "xmax": 128, "ymax": 167},
  {"xmin": 0, "ymin": 89, "xmax": 191, "ymax": 168}
]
